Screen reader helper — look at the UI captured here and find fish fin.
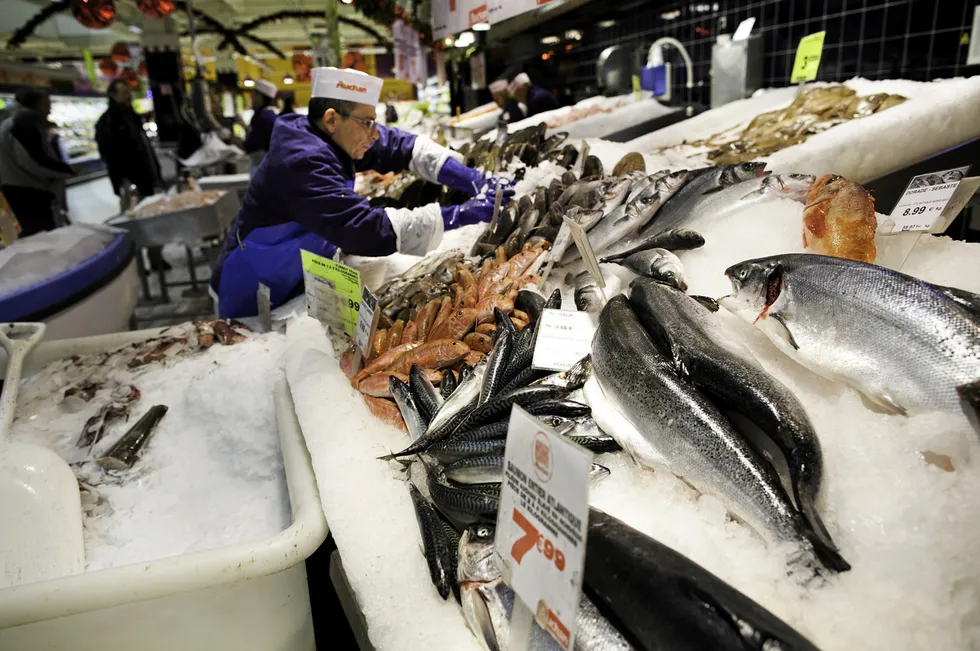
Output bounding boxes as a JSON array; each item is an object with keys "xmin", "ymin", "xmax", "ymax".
[
  {"xmin": 768, "ymin": 312, "xmax": 800, "ymax": 350},
  {"xmin": 930, "ymin": 283, "xmax": 980, "ymax": 316},
  {"xmin": 861, "ymin": 391, "xmax": 908, "ymax": 417},
  {"xmin": 691, "ymin": 295, "xmax": 720, "ymax": 312},
  {"xmin": 740, "ymin": 186, "xmax": 766, "ymax": 200}
]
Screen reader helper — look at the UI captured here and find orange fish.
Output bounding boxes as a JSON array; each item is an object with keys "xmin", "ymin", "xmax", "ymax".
[
  {"xmin": 401, "ymin": 320, "xmax": 418, "ymax": 345},
  {"xmin": 475, "ymin": 295, "xmax": 514, "ymax": 325},
  {"xmin": 428, "ymin": 296, "xmax": 454, "ymax": 340},
  {"xmin": 387, "ymin": 320, "xmax": 405, "ymax": 349},
  {"xmin": 464, "ymin": 332, "xmax": 493, "ymax": 354},
  {"xmin": 429, "ymin": 308, "xmax": 477, "ymax": 341},
  {"xmin": 416, "ymin": 299, "xmax": 442, "ymax": 342},
  {"xmin": 351, "ymin": 342, "xmax": 422, "ymax": 386},
  {"xmin": 363, "ymin": 395, "xmax": 407, "ymax": 432},
  {"xmin": 803, "ymin": 174, "xmax": 877, "ymax": 263},
  {"xmin": 386, "ymin": 339, "xmax": 471, "ymax": 375},
  {"xmin": 463, "ymin": 351, "xmax": 485, "ymax": 367},
  {"xmin": 340, "ymin": 350, "xmax": 355, "ymax": 379},
  {"xmin": 476, "ymin": 323, "xmax": 497, "ymax": 336},
  {"xmin": 479, "ymin": 261, "xmax": 512, "ymax": 299},
  {"xmin": 359, "ymin": 368, "xmax": 442, "ymax": 397},
  {"xmin": 369, "ymin": 329, "xmax": 388, "ymax": 360}
]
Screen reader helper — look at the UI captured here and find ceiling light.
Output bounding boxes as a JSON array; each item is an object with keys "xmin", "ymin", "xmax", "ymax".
[
  {"xmin": 455, "ymin": 32, "xmax": 475, "ymax": 47},
  {"xmin": 283, "ymin": 74, "xmax": 294, "ymax": 85},
  {"xmin": 564, "ymin": 30, "xmax": 582, "ymax": 40},
  {"xmin": 541, "ymin": 35, "xmax": 560, "ymax": 45},
  {"xmin": 444, "ymin": 36, "xmax": 454, "ymax": 46},
  {"xmin": 341, "ymin": 0, "xmax": 353, "ymax": 4},
  {"xmin": 243, "ymin": 76, "xmax": 255, "ymax": 88},
  {"xmin": 598, "ymin": 20, "xmax": 616, "ymax": 28},
  {"xmin": 661, "ymin": 10, "xmax": 680, "ymax": 20},
  {"xmin": 472, "ymin": 22, "xmax": 490, "ymax": 32}
]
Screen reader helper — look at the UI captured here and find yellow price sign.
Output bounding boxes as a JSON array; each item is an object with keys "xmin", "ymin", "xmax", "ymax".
[
  {"xmin": 790, "ymin": 31, "xmax": 826, "ymax": 83},
  {"xmin": 301, "ymin": 250, "xmax": 361, "ymax": 336}
]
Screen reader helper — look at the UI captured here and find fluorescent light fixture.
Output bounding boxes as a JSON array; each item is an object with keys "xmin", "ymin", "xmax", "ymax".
[
  {"xmin": 243, "ymin": 76, "xmax": 255, "ymax": 87},
  {"xmin": 564, "ymin": 29, "xmax": 582, "ymax": 40},
  {"xmin": 341, "ymin": 0, "xmax": 353, "ymax": 4},
  {"xmin": 541, "ymin": 35, "xmax": 560, "ymax": 45},
  {"xmin": 472, "ymin": 22, "xmax": 490, "ymax": 32},
  {"xmin": 661, "ymin": 10, "xmax": 681, "ymax": 20},
  {"xmin": 598, "ymin": 20, "xmax": 616, "ymax": 28},
  {"xmin": 455, "ymin": 31, "xmax": 475, "ymax": 47},
  {"xmin": 283, "ymin": 74, "xmax": 294, "ymax": 85}
]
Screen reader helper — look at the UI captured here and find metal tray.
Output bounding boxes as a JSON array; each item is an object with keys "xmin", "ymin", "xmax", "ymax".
[{"xmin": 107, "ymin": 191, "xmax": 240, "ymax": 249}]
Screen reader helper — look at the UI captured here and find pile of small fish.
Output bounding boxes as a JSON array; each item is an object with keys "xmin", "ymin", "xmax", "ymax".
[
  {"xmin": 692, "ymin": 85, "xmax": 908, "ymax": 165},
  {"xmin": 350, "ymin": 243, "xmax": 552, "ymax": 431}
]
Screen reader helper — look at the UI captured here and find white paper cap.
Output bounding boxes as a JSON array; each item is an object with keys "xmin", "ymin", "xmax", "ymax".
[
  {"xmin": 507, "ymin": 72, "xmax": 531, "ymax": 95},
  {"xmin": 311, "ymin": 67, "xmax": 384, "ymax": 105},
  {"xmin": 254, "ymin": 79, "xmax": 278, "ymax": 98},
  {"xmin": 488, "ymin": 80, "xmax": 508, "ymax": 94}
]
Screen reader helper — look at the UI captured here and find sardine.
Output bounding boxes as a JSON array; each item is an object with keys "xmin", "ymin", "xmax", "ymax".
[
  {"xmin": 409, "ymin": 484, "xmax": 453, "ymax": 599},
  {"xmin": 97, "ymin": 405, "xmax": 168, "ymax": 471},
  {"xmin": 592, "ymin": 296, "xmax": 848, "ymax": 572},
  {"xmin": 631, "ymin": 278, "xmax": 842, "ymax": 559},
  {"xmin": 586, "ymin": 508, "xmax": 821, "ymax": 651},
  {"xmin": 617, "ymin": 249, "xmax": 687, "ymax": 290},
  {"xmin": 722, "ymin": 254, "xmax": 980, "ymax": 416}
]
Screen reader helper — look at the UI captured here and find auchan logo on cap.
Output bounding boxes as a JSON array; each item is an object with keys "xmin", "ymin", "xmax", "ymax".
[{"xmin": 336, "ymin": 80, "xmax": 367, "ymax": 93}]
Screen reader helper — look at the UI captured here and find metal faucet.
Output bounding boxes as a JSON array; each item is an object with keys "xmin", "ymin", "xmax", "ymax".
[{"xmin": 648, "ymin": 37, "xmax": 694, "ymax": 115}]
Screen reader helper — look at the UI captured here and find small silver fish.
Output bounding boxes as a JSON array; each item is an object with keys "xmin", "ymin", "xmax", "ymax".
[{"xmin": 618, "ymin": 248, "xmax": 687, "ymax": 291}]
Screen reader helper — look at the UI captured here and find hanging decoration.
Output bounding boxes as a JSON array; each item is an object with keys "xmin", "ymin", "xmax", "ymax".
[
  {"xmin": 111, "ymin": 42, "xmax": 131, "ymax": 63},
  {"xmin": 71, "ymin": 0, "xmax": 117, "ymax": 29},
  {"xmin": 136, "ymin": 0, "xmax": 177, "ymax": 19},
  {"xmin": 98, "ymin": 56, "xmax": 119, "ymax": 77},
  {"xmin": 120, "ymin": 68, "xmax": 140, "ymax": 88}
]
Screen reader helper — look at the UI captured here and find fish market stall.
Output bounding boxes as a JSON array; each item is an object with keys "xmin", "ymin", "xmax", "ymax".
[
  {"xmin": 624, "ymin": 77, "xmax": 980, "ymax": 182},
  {"xmin": 0, "ymin": 324, "xmax": 326, "ymax": 650},
  {"xmin": 283, "ymin": 143, "xmax": 980, "ymax": 651},
  {"xmin": 0, "ymin": 225, "xmax": 139, "ymax": 340}
]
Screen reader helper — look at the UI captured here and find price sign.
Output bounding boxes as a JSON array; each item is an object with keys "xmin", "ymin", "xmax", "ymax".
[
  {"xmin": 889, "ymin": 166, "xmax": 970, "ymax": 232},
  {"xmin": 355, "ymin": 286, "xmax": 379, "ymax": 357},
  {"xmin": 301, "ymin": 250, "xmax": 361, "ymax": 336},
  {"xmin": 495, "ymin": 406, "xmax": 592, "ymax": 650},
  {"xmin": 532, "ymin": 309, "xmax": 596, "ymax": 372},
  {"xmin": 563, "ymin": 216, "xmax": 606, "ymax": 297},
  {"xmin": 790, "ymin": 31, "xmax": 825, "ymax": 83}
]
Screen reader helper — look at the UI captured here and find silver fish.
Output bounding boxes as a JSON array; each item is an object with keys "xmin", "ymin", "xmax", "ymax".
[
  {"xmin": 722, "ymin": 253, "xmax": 980, "ymax": 416},
  {"xmin": 591, "ymin": 296, "xmax": 848, "ymax": 572},
  {"xmin": 458, "ymin": 525, "xmax": 635, "ymax": 651},
  {"xmin": 566, "ymin": 186, "xmax": 662, "ymax": 264},
  {"xmin": 617, "ymin": 248, "xmax": 687, "ymax": 291},
  {"xmin": 390, "ymin": 376, "xmax": 427, "ymax": 442},
  {"xmin": 599, "ymin": 228, "xmax": 705, "ymax": 263},
  {"xmin": 596, "ymin": 176, "xmax": 634, "ymax": 218},
  {"xmin": 571, "ymin": 271, "xmax": 605, "ymax": 313}
]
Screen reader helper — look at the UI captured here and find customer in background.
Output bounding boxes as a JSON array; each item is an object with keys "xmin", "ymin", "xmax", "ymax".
[
  {"xmin": 243, "ymin": 79, "xmax": 279, "ymax": 171},
  {"xmin": 0, "ymin": 88, "xmax": 74, "ymax": 237},
  {"xmin": 508, "ymin": 73, "xmax": 559, "ymax": 118},
  {"xmin": 489, "ymin": 79, "xmax": 524, "ymax": 124},
  {"xmin": 279, "ymin": 92, "xmax": 296, "ymax": 116},
  {"xmin": 96, "ymin": 79, "xmax": 168, "ymax": 270}
]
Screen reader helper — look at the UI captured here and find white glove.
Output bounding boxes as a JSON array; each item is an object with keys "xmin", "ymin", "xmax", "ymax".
[
  {"xmin": 385, "ymin": 203, "xmax": 444, "ymax": 256},
  {"xmin": 409, "ymin": 135, "xmax": 463, "ymax": 184}
]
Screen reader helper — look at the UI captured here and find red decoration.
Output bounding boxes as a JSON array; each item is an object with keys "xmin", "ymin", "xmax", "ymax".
[
  {"xmin": 136, "ymin": 0, "xmax": 177, "ymax": 19},
  {"xmin": 98, "ymin": 56, "xmax": 119, "ymax": 77},
  {"xmin": 138, "ymin": 59, "xmax": 148, "ymax": 77},
  {"xmin": 110, "ymin": 42, "xmax": 131, "ymax": 63},
  {"xmin": 71, "ymin": 0, "xmax": 116, "ymax": 29},
  {"xmin": 120, "ymin": 69, "xmax": 139, "ymax": 88}
]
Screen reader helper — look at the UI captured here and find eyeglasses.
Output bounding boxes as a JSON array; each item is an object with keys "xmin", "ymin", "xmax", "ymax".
[{"xmin": 341, "ymin": 112, "xmax": 377, "ymax": 131}]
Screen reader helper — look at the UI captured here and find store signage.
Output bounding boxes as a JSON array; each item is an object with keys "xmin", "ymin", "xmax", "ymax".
[
  {"xmin": 790, "ymin": 31, "xmax": 825, "ymax": 83},
  {"xmin": 468, "ymin": 4, "xmax": 488, "ymax": 26},
  {"xmin": 393, "ymin": 20, "xmax": 427, "ymax": 86},
  {"xmin": 301, "ymin": 250, "xmax": 361, "ymax": 336},
  {"xmin": 889, "ymin": 166, "xmax": 970, "ymax": 232},
  {"xmin": 355, "ymin": 286, "xmax": 380, "ymax": 357},
  {"xmin": 495, "ymin": 406, "xmax": 592, "ymax": 650},
  {"xmin": 531, "ymin": 309, "xmax": 596, "ymax": 372},
  {"xmin": 487, "ymin": 0, "xmax": 556, "ymax": 25}
]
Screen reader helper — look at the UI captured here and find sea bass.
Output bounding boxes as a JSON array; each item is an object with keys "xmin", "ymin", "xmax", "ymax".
[
  {"xmin": 591, "ymin": 296, "xmax": 848, "ymax": 572},
  {"xmin": 629, "ymin": 278, "xmax": 843, "ymax": 561},
  {"xmin": 586, "ymin": 508, "xmax": 821, "ymax": 651},
  {"xmin": 458, "ymin": 524, "xmax": 635, "ymax": 651},
  {"xmin": 722, "ymin": 253, "xmax": 980, "ymax": 416}
]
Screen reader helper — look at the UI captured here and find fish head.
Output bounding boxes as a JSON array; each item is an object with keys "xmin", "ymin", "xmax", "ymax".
[
  {"xmin": 459, "ymin": 524, "xmax": 499, "ymax": 583},
  {"xmin": 538, "ymin": 414, "xmax": 578, "ymax": 434},
  {"xmin": 657, "ymin": 170, "xmax": 692, "ymax": 195},
  {"xmin": 722, "ymin": 258, "xmax": 785, "ymax": 323},
  {"xmin": 726, "ymin": 162, "xmax": 770, "ymax": 185},
  {"xmin": 650, "ymin": 253, "xmax": 687, "ymax": 292},
  {"xmin": 764, "ymin": 173, "xmax": 817, "ymax": 199}
]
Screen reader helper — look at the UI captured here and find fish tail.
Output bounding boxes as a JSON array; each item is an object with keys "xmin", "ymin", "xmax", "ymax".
[{"xmin": 800, "ymin": 522, "xmax": 851, "ymax": 573}]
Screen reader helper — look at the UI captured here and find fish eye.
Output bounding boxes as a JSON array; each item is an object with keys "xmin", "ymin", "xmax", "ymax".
[
  {"xmin": 738, "ymin": 268, "xmax": 748, "ymax": 280},
  {"xmin": 478, "ymin": 526, "xmax": 490, "ymax": 537}
]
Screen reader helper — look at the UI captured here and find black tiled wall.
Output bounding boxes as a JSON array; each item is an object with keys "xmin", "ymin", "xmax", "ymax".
[{"xmin": 498, "ymin": 0, "xmax": 978, "ymax": 104}]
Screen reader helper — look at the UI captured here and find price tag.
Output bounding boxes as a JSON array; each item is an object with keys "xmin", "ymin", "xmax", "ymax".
[
  {"xmin": 301, "ymin": 250, "xmax": 361, "ymax": 336},
  {"xmin": 532, "ymin": 309, "xmax": 596, "ymax": 372},
  {"xmin": 733, "ymin": 17, "xmax": 756, "ymax": 41},
  {"xmin": 563, "ymin": 216, "xmax": 606, "ymax": 296},
  {"xmin": 790, "ymin": 31, "xmax": 825, "ymax": 83},
  {"xmin": 495, "ymin": 406, "xmax": 592, "ymax": 650},
  {"xmin": 888, "ymin": 166, "xmax": 970, "ymax": 232},
  {"xmin": 355, "ymin": 286, "xmax": 379, "ymax": 357}
]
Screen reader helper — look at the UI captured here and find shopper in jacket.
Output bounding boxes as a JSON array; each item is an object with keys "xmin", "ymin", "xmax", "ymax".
[
  {"xmin": 509, "ymin": 73, "xmax": 560, "ymax": 118},
  {"xmin": 96, "ymin": 79, "xmax": 169, "ymax": 269},
  {"xmin": 244, "ymin": 79, "xmax": 278, "ymax": 171},
  {"xmin": 211, "ymin": 67, "xmax": 513, "ymax": 319},
  {"xmin": 489, "ymin": 79, "xmax": 524, "ymax": 124},
  {"xmin": 0, "ymin": 88, "xmax": 74, "ymax": 237}
]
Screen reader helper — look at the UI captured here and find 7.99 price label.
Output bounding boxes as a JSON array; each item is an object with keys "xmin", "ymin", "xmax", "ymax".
[{"xmin": 510, "ymin": 508, "xmax": 566, "ymax": 571}]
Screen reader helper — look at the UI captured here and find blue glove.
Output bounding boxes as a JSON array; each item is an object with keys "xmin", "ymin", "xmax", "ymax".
[
  {"xmin": 441, "ymin": 198, "xmax": 495, "ymax": 230},
  {"xmin": 438, "ymin": 158, "xmax": 515, "ymax": 203}
]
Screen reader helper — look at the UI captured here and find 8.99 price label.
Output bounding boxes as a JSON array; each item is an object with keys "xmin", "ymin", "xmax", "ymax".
[{"xmin": 889, "ymin": 166, "xmax": 969, "ymax": 232}]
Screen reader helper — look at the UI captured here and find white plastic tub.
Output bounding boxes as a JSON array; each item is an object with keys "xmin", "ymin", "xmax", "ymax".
[{"xmin": 0, "ymin": 330, "xmax": 327, "ymax": 651}]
